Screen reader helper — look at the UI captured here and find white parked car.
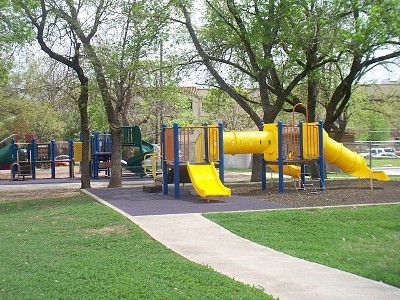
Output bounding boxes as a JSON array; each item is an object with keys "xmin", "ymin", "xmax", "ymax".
[
  {"xmin": 360, "ymin": 148, "xmax": 385, "ymax": 157},
  {"xmin": 374, "ymin": 152, "xmax": 399, "ymax": 158},
  {"xmin": 360, "ymin": 147, "xmax": 398, "ymax": 158}
]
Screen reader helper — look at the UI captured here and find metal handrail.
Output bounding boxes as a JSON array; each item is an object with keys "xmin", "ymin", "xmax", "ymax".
[{"xmin": 0, "ymin": 134, "xmax": 17, "ymax": 146}]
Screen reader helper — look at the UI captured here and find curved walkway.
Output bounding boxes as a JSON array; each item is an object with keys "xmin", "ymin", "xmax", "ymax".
[
  {"xmin": 133, "ymin": 213, "xmax": 399, "ymax": 300},
  {"xmin": 85, "ymin": 188, "xmax": 400, "ymax": 300}
]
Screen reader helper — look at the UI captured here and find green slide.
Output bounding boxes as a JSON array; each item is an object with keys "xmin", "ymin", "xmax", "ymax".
[
  {"xmin": 124, "ymin": 140, "xmax": 154, "ymax": 174},
  {"xmin": 120, "ymin": 126, "xmax": 155, "ymax": 174},
  {"xmin": 0, "ymin": 144, "xmax": 13, "ymax": 169}
]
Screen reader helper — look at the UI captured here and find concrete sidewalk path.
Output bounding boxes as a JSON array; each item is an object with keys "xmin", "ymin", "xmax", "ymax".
[{"xmin": 132, "ymin": 213, "xmax": 400, "ymax": 300}]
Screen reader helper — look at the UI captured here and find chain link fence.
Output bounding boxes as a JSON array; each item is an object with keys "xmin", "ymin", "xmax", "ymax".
[{"xmin": 326, "ymin": 139, "xmax": 400, "ymax": 175}]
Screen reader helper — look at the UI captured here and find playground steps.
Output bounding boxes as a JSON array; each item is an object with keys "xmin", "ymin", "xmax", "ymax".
[
  {"xmin": 293, "ymin": 163, "xmax": 320, "ymax": 194},
  {"xmin": 12, "ymin": 161, "xmax": 32, "ymax": 180}
]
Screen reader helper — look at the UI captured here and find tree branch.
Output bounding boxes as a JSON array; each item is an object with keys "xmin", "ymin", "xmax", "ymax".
[{"xmin": 180, "ymin": 4, "xmax": 262, "ymax": 126}]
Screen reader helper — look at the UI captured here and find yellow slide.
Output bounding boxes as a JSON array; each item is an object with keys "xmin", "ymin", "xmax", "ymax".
[
  {"xmin": 223, "ymin": 129, "xmax": 301, "ymax": 178},
  {"xmin": 267, "ymin": 164, "xmax": 301, "ymax": 178},
  {"xmin": 323, "ymin": 131, "xmax": 389, "ymax": 181},
  {"xmin": 222, "ymin": 125, "xmax": 388, "ymax": 181},
  {"xmin": 187, "ymin": 162, "xmax": 231, "ymax": 198}
]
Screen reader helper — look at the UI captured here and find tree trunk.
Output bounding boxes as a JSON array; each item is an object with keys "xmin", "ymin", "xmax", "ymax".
[
  {"xmin": 108, "ymin": 127, "xmax": 122, "ymax": 188},
  {"xmin": 83, "ymin": 43, "xmax": 122, "ymax": 188},
  {"xmin": 307, "ymin": 80, "xmax": 318, "ymax": 122},
  {"xmin": 250, "ymin": 153, "xmax": 263, "ymax": 182},
  {"xmin": 78, "ymin": 79, "xmax": 91, "ymax": 189}
]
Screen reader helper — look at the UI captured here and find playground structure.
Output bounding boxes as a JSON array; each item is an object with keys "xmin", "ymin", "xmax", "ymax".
[
  {"xmin": 0, "ymin": 113, "xmax": 389, "ymax": 189},
  {"xmin": 0, "ymin": 125, "xmax": 157, "ymax": 180},
  {"xmin": 0, "ymin": 144, "xmax": 13, "ymax": 171},
  {"xmin": 90, "ymin": 126, "xmax": 156, "ymax": 179},
  {"xmin": 162, "ymin": 123, "xmax": 230, "ymax": 199},
  {"xmin": 0, "ymin": 134, "xmax": 77, "ymax": 180},
  {"xmin": 162, "ymin": 122, "xmax": 325, "ymax": 198},
  {"xmin": 121, "ymin": 126, "xmax": 156, "ymax": 177},
  {"xmin": 162, "ymin": 105, "xmax": 389, "ymax": 199},
  {"xmin": 90, "ymin": 131, "xmax": 112, "ymax": 179},
  {"xmin": 13, "ymin": 139, "xmax": 76, "ymax": 180},
  {"xmin": 224, "ymin": 121, "xmax": 326, "ymax": 193}
]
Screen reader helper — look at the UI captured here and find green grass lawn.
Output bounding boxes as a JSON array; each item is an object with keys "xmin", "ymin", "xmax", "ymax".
[
  {"xmin": 0, "ymin": 194, "xmax": 272, "ymax": 300},
  {"xmin": 366, "ymin": 158, "xmax": 400, "ymax": 168},
  {"xmin": 206, "ymin": 205, "xmax": 400, "ymax": 288}
]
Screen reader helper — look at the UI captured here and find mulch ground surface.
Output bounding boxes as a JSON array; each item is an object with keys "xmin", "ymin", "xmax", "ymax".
[{"xmin": 228, "ymin": 179, "xmax": 400, "ymax": 208}]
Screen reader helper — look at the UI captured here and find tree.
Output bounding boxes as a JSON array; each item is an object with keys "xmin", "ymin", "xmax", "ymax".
[
  {"xmin": 0, "ymin": 0, "xmax": 32, "ymax": 84},
  {"xmin": 97, "ymin": 1, "xmax": 171, "ymax": 127},
  {"xmin": 177, "ymin": 1, "xmax": 400, "ymax": 136},
  {"xmin": 8, "ymin": 57, "xmax": 82, "ymax": 139},
  {"xmin": 50, "ymin": 0, "xmax": 173, "ymax": 188},
  {"xmin": 175, "ymin": 0, "xmax": 338, "ymax": 180},
  {"xmin": 347, "ymin": 83, "xmax": 400, "ymax": 140},
  {"xmin": 320, "ymin": 0, "xmax": 400, "ymax": 140},
  {"xmin": 136, "ymin": 84, "xmax": 197, "ymax": 143},
  {"xmin": 14, "ymin": 0, "xmax": 92, "ymax": 188},
  {"xmin": 176, "ymin": 1, "xmax": 342, "ymax": 126},
  {"xmin": 202, "ymin": 88, "xmax": 255, "ymax": 131},
  {"xmin": 0, "ymin": 88, "xmax": 67, "ymax": 141}
]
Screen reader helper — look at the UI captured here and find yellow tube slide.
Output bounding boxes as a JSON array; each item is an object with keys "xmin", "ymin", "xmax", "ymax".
[
  {"xmin": 267, "ymin": 164, "xmax": 301, "ymax": 178},
  {"xmin": 323, "ymin": 131, "xmax": 389, "ymax": 181},
  {"xmin": 223, "ymin": 130, "xmax": 300, "ymax": 177},
  {"xmin": 223, "ymin": 131, "xmax": 272, "ymax": 154},
  {"xmin": 223, "ymin": 127, "xmax": 388, "ymax": 181}
]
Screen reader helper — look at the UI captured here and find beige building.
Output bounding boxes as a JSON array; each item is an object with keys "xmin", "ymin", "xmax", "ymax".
[
  {"xmin": 182, "ymin": 80, "xmax": 400, "ymax": 139},
  {"xmin": 355, "ymin": 79, "xmax": 400, "ymax": 139},
  {"xmin": 357, "ymin": 79, "xmax": 400, "ymax": 101}
]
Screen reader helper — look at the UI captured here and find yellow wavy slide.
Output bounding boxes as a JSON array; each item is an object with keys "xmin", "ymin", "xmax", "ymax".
[
  {"xmin": 223, "ymin": 127, "xmax": 388, "ymax": 181},
  {"xmin": 269, "ymin": 131, "xmax": 389, "ymax": 181},
  {"xmin": 186, "ymin": 162, "xmax": 231, "ymax": 198},
  {"xmin": 323, "ymin": 131, "xmax": 389, "ymax": 181}
]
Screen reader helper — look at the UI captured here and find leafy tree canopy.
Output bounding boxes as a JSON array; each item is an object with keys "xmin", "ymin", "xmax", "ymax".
[
  {"xmin": 0, "ymin": 0, "xmax": 33, "ymax": 83},
  {"xmin": 176, "ymin": 0, "xmax": 400, "ymax": 139}
]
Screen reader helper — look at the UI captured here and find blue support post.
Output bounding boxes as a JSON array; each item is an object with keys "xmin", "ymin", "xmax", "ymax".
[
  {"xmin": 11, "ymin": 138, "xmax": 17, "ymax": 179},
  {"xmin": 318, "ymin": 120, "xmax": 325, "ymax": 191},
  {"xmin": 277, "ymin": 122, "xmax": 284, "ymax": 192},
  {"xmin": 218, "ymin": 122, "xmax": 224, "ymax": 183},
  {"xmin": 162, "ymin": 124, "xmax": 168, "ymax": 196},
  {"xmin": 173, "ymin": 123, "xmax": 180, "ymax": 198},
  {"xmin": 69, "ymin": 139, "xmax": 74, "ymax": 178},
  {"xmin": 203, "ymin": 123, "xmax": 209, "ymax": 163},
  {"xmin": 93, "ymin": 131, "xmax": 99, "ymax": 179},
  {"xmin": 261, "ymin": 158, "xmax": 267, "ymax": 190},
  {"xmin": 105, "ymin": 135, "xmax": 111, "ymax": 177},
  {"xmin": 299, "ymin": 121, "xmax": 305, "ymax": 188},
  {"xmin": 105, "ymin": 135, "xmax": 112, "ymax": 152},
  {"xmin": 50, "ymin": 140, "xmax": 56, "ymax": 179},
  {"xmin": 89, "ymin": 135, "xmax": 93, "ymax": 177},
  {"xmin": 299, "ymin": 121, "xmax": 304, "ymax": 159},
  {"xmin": 31, "ymin": 138, "xmax": 36, "ymax": 179}
]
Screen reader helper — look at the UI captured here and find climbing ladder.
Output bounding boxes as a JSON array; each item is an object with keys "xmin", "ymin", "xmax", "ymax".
[{"xmin": 293, "ymin": 162, "xmax": 323, "ymax": 194}]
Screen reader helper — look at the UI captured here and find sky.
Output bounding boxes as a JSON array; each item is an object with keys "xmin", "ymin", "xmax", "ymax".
[{"xmin": 361, "ymin": 63, "xmax": 400, "ymax": 84}]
